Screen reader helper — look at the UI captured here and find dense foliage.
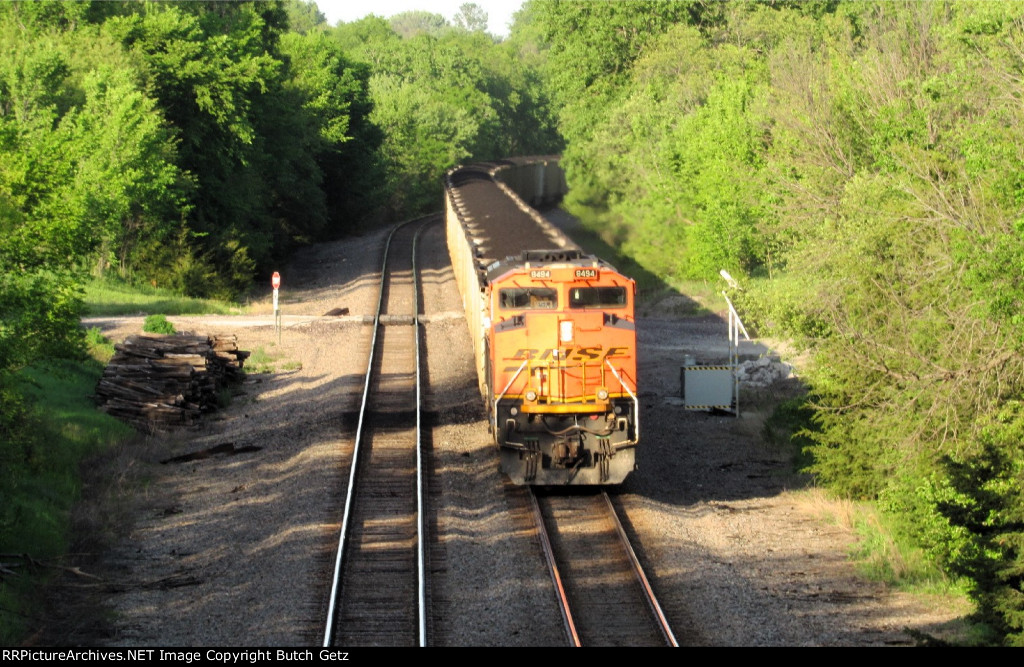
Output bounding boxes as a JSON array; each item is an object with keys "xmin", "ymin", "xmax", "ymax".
[
  {"xmin": 332, "ymin": 9, "xmax": 560, "ymax": 213},
  {"xmin": 524, "ymin": 0, "xmax": 1024, "ymax": 643},
  {"xmin": 0, "ymin": 1, "xmax": 383, "ymax": 300}
]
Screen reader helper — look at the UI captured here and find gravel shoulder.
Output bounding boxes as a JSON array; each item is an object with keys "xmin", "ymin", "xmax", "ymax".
[{"xmin": 44, "ymin": 221, "xmax": 969, "ymax": 646}]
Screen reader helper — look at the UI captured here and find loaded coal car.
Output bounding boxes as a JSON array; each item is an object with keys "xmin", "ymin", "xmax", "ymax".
[{"xmin": 445, "ymin": 158, "xmax": 638, "ymax": 485}]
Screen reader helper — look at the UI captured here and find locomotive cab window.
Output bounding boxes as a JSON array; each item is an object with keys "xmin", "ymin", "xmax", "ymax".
[
  {"xmin": 500, "ymin": 287, "xmax": 558, "ymax": 310},
  {"xmin": 569, "ymin": 286, "xmax": 627, "ymax": 309}
]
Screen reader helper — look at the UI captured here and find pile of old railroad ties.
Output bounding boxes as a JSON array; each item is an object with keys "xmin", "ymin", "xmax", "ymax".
[{"xmin": 95, "ymin": 333, "xmax": 250, "ymax": 432}]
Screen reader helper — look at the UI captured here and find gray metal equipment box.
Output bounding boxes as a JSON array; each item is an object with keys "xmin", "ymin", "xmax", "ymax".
[{"xmin": 680, "ymin": 365, "xmax": 735, "ymax": 411}]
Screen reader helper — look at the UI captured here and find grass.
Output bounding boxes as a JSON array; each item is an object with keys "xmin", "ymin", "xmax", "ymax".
[
  {"xmin": 0, "ymin": 342, "xmax": 137, "ymax": 644},
  {"xmin": 246, "ymin": 345, "xmax": 301, "ymax": 374},
  {"xmin": 85, "ymin": 327, "xmax": 116, "ymax": 364},
  {"xmin": 246, "ymin": 346, "xmax": 277, "ymax": 374},
  {"xmin": 662, "ymin": 278, "xmax": 730, "ymax": 314},
  {"xmin": 766, "ymin": 396, "xmax": 970, "ymax": 594},
  {"xmin": 796, "ymin": 487, "xmax": 971, "ymax": 594},
  {"xmin": 789, "ymin": 487, "xmax": 985, "ymax": 645},
  {"xmin": 142, "ymin": 313, "xmax": 176, "ymax": 334},
  {"xmin": 83, "ymin": 277, "xmax": 244, "ymax": 317}
]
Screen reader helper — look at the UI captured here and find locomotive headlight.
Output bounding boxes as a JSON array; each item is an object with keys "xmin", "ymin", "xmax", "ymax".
[
  {"xmin": 596, "ymin": 388, "xmax": 609, "ymax": 401},
  {"xmin": 560, "ymin": 320, "xmax": 574, "ymax": 343},
  {"xmin": 525, "ymin": 390, "xmax": 538, "ymax": 402}
]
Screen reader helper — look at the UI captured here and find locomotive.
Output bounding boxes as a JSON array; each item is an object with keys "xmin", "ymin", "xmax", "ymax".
[{"xmin": 445, "ymin": 158, "xmax": 638, "ymax": 485}]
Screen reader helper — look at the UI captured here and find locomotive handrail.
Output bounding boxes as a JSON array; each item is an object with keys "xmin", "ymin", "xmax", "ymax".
[
  {"xmin": 493, "ymin": 358, "xmax": 529, "ymax": 433},
  {"xmin": 605, "ymin": 359, "xmax": 639, "ymax": 446},
  {"xmin": 506, "ymin": 358, "xmax": 620, "ymax": 406}
]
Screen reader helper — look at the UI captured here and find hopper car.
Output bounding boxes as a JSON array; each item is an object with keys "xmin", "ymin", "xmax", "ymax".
[{"xmin": 444, "ymin": 158, "xmax": 638, "ymax": 485}]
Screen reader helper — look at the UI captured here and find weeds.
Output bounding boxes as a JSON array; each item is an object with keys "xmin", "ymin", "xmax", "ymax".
[
  {"xmin": 142, "ymin": 314, "xmax": 175, "ymax": 334},
  {"xmin": 84, "ymin": 328, "xmax": 115, "ymax": 364},
  {"xmin": 245, "ymin": 346, "xmax": 300, "ymax": 375},
  {"xmin": 795, "ymin": 488, "xmax": 965, "ymax": 596}
]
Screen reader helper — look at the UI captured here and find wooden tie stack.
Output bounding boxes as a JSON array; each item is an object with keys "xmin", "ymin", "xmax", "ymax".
[{"xmin": 95, "ymin": 333, "xmax": 250, "ymax": 432}]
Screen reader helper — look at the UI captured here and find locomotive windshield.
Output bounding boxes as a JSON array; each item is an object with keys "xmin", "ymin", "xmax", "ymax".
[
  {"xmin": 500, "ymin": 287, "xmax": 558, "ymax": 309},
  {"xmin": 569, "ymin": 286, "xmax": 627, "ymax": 309}
]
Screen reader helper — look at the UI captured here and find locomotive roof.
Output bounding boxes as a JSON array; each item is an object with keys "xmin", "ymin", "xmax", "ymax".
[{"xmin": 485, "ymin": 249, "xmax": 618, "ymax": 282}]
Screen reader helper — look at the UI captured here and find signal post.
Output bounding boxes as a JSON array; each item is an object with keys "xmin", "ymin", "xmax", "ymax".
[{"xmin": 272, "ymin": 271, "xmax": 281, "ymax": 343}]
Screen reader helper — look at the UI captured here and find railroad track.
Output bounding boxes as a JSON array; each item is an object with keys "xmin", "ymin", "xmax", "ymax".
[
  {"xmin": 323, "ymin": 218, "xmax": 437, "ymax": 647},
  {"xmin": 530, "ymin": 489, "xmax": 677, "ymax": 647}
]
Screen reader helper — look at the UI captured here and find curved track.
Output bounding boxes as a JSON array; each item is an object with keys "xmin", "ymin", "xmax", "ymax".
[
  {"xmin": 323, "ymin": 218, "xmax": 437, "ymax": 647},
  {"xmin": 530, "ymin": 489, "xmax": 677, "ymax": 647}
]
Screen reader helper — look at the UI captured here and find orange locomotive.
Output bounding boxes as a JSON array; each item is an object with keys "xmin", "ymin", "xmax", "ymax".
[
  {"xmin": 445, "ymin": 158, "xmax": 639, "ymax": 485},
  {"xmin": 486, "ymin": 250, "xmax": 638, "ymax": 484}
]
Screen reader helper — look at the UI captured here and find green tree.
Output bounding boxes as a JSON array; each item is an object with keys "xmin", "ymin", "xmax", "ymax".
[
  {"xmin": 454, "ymin": 3, "xmax": 488, "ymax": 33},
  {"xmin": 511, "ymin": 1, "xmax": 1024, "ymax": 641},
  {"xmin": 284, "ymin": 0, "xmax": 326, "ymax": 33},
  {"xmin": 389, "ymin": 10, "xmax": 449, "ymax": 39},
  {"xmin": 336, "ymin": 15, "xmax": 560, "ymax": 214},
  {"xmin": 939, "ymin": 404, "xmax": 1024, "ymax": 645},
  {"xmin": 103, "ymin": 1, "xmax": 382, "ymax": 293},
  {"xmin": 67, "ymin": 65, "xmax": 186, "ymax": 277},
  {"xmin": 531, "ymin": 0, "xmax": 717, "ymax": 140},
  {"xmin": 106, "ymin": 2, "xmax": 286, "ymax": 293},
  {"xmin": 279, "ymin": 29, "xmax": 382, "ymax": 231}
]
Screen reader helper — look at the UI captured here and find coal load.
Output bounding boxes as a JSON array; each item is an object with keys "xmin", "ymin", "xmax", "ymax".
[{"xmin": 95, "ymin": 333, "xmax": 250, "ymax": 432}]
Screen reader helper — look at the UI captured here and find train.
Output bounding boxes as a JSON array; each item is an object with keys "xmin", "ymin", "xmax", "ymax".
[{"xmin": 444, "ymin": 157, "xmax": 639, "ymax": 485}]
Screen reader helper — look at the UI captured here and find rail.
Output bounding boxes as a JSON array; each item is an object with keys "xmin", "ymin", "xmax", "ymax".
[
  {"xmin": 530, "ymin": 488, "xmax": 677, "ymax": 646},
  {"xmin": 603, "ymin": 492, "xmax": 677, "ymax": 646},
  {"xmin": 323, "ymin": 217, "xmax": 434, "ymax": 647}
]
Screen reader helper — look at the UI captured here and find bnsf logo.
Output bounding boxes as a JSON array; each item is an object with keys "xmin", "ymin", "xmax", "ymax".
[{"xmin": 509, "ymin": 347, "xmax": 630, "ymax": 361}]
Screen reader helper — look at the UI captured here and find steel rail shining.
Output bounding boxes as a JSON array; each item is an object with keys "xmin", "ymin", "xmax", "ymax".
[
  {"xmin": 602, "ymin": 491, "xmax": 678, "ymax": 646},
  {"xmin": 323, "ymin": 219, "xmax": 420, "ymax": 647},
  {"xmin": 412, "ymin": 218, "xmax": 438, "ymax": 647},
  {"xmin": 528, "ymin": 489, "xmax": 581, "ymax": 647}
]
